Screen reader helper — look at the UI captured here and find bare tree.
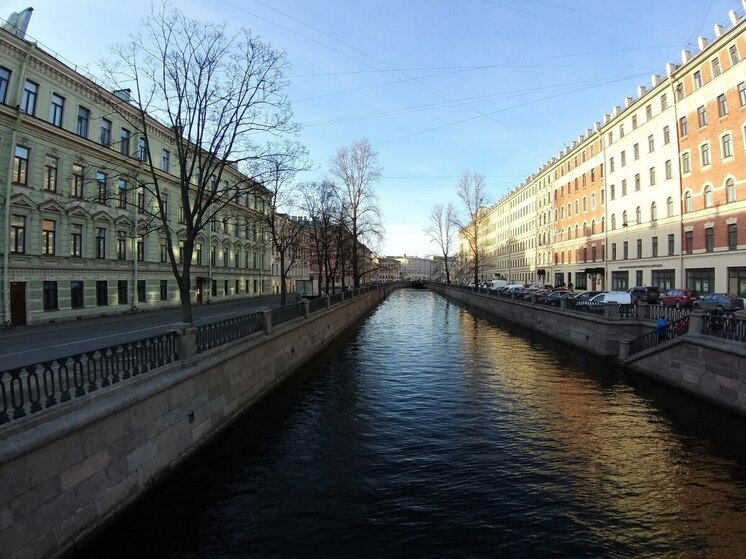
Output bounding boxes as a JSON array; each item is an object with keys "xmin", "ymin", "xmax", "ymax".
[
  {"xmin": 299, "ymin": 180, "xmax": 340, "ymax": 296},
  {"xmin": 455, "ymin": 171, "xmax": 488, "ymax": 286},
  {"xmin": 98, "ymin": 3, "xmax": 297, "ymax": 324},
  {"xmin": 425, "ymin": 203, "xmax": 457, "ymax": 284},
  {"xmin": 329, "ymin": 138, "xmax": 383, "ymax": 288}
]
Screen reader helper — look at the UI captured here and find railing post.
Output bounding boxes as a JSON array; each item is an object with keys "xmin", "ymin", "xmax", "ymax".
[
  {"xmin": 559, "ymin": 299, "xmax": 568, "ymax": 310},
  {"xmin": 340, "ymin": 292, "xmax": 346, "ymax": 303},
  {"xmin": 530, "ymin": 295, "xmax": 537, "ymax": 305},
  {"xmin": 302, "ymin": 299, "xmax": 310, "ymax": 319},
  {"xmin": 619, "ymin": 339, "xmax": 630, "ymax": 359},
  {"xmin": 176, "ymin": 324, "xmax": 197, "ymax": 364},
  {"xmin": 688, "ymin": 310, "xmax": 705, "ymax": 337},
  {"xmin": 604, "ymin": 302, "xmax": 619, "ymax": 319},
  {"xmin": 638, "ymin": 302, "xmax": 648, "ymax": 319},
  {"xmin": 262, "ymin": 310, "xmax": 273, "ymax": 335},
  {"xmin": 324, "ymin": 295, "xmax": 331, "ymax": 309}
]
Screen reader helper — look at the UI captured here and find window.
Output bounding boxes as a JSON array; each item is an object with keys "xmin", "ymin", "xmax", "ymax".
[
  {"xmin": 96, "ymin": 227, "xmax": 106, "ymax": 259},
  {"xmin": 235, "ymin": 249, "xmax": 240, "ymax": 268},
  {"xmin": 704, "ymin": 185, "xmax": 713, "ymax": 208},
  {"xmin": 100, "ymin": 118, "xmax": 112, "ymax": 146},
  {"xmin": 137, "ymin": 239, "xmax": 144, "ymax": 262},
  {"xmin": 49, "ymin": 93, "xmax": 64, "ymax": 126},
  {"xmin": 70, "ymin": 281, "xmax": 84, "ymax": 309},
  {"xmin": 612, "ymin": 243, "xmax": 617, "ymax": 260},
  {"xmin": 646, "ymin": 104, "xmax": 652, "ymax": 120},
  {"xmin": 160, "ymin": 280, "xmax": 168, "ymax": 301},
  {"xmin": 161, "ymin": 149, "xmax": 170, "ymax": 173},
  {"xmin": 196, "ymin": 243, "xmax": 203, "ymax": 265},
  {"xmin": 730, "ymin": 45, "xmax": 741, "ymax": 65},
  {"xmin": 70, "ymin": 223, "xmax": 82, "ymax": 257},
  {"xmin": 717, "ymin": 94, "xmax": 728, "ymax": 118},
  {"xmin": 722, "ymin": 134, "xmax": 733, "ymax": 158},
  {"xmin": 161, "ymin": 193, "xmax": 168, "ymax": 219},
  {"xmin": 668, "ymin": 234, "xmax": 675, "ymax": 256},
  {"xmin": 96, "ymin": 171, "xmax": 108, "ymax": 203},
  {"xmin": 97, "ymin": 281, "xmax": 108, "ymax": 306},
  {"xmin": 21, "ymin": 80, "xmax": 38, "ymax": 114},
  {"xmin": 611, "ymin": 214, "xmax": 616, "ymax": 230},
  {"xmin": 161, "ymin": 241, "xmax": 168, "ymax": 263},
  {"xmin": 632, "ymin": 115, "xmax": 638, "ymax": 129},
  {"xmin": 211, "ymin": 246, "xmax": 216, "ymax": 266},
  {"xmin": 43, "ymin": 155, "xmax": 58, "ymax": 192},
  {"xmin": 72, "ymin": 164, "xmax": 84, "ymax": 198},
  {"xmin": 693, "ymin": 70, "xmax": 703, "ymax": 89},
  {"xmin": 685, "ymin": 231, "xmax": 693, "ymax": 254},
  {"xmin": 13, "ymin": 145, "xmax": 29, "ymax": 185},
  {"xmin": 609, "ymin": 157, "xmax": 614, "ymax": 172},
  {"xmin": 726, "ymin": 178, "xmax": 736, "ymax": 203},
  {"xmin": 684, "ymin": 192, "xmax": 692, "ymax": 213},
  {"xmin": 649, "ymin": 167, "xmax": 656, "ymax": 186},
  {"xmin": 729, "ymin": 224, "xmax": 738, "ymax": 250},
  {"xmin": 697, "ymin": 105, "xmax": 707, "ymax": 127},
  {"xmin": 137, "ymin": 280, "xmax": 146, "ymax": 303},
  {"xmin": 701, "ymin": 143, "xmax": 711, "ymax": 166},
  {"xmin": 661, "ymin": 93, "xmax": 668, "ymax": 110},
  {"xmin": 687, "ymin": 268, "xmax": 715, "ymax": 294},
  {"xmin": 676, "ymin": 83, "xmax": 684, "ymax": 101},
  {"xmin": 591, "ymin": 192, "xmax": 596, "ymax": 209},
  {"xmin": 651, "ymin": 202, "xmax": 657, "ymax": 221},
  {"xmin": 665, "ymin": 160, "xmax": 672, "ymax": 180},
  {"xmin": 634, "ymin": 174, "xmax": 641, "ymax": 191},
  {"xmin": 652, "ymin": 236, "xmax": 658, "ymax": 257},
  {"xmin": 705, "ymin": 227, "xmax": 714, "ymax": 252},
  {"xmin": 712, "ymin": 57, "xmax": 721, "ymax": 77},
  {"xmin": 117, "ymin": 231, "xmax": 127, "ymax": 260},
  {"xmin": 621, "ymin": 151, "xmax": 626, "ymax": 167},
  {"xmin": 679, "ymin": 116, "xmax": 688, "ymax": 136},
  {"xmin": 636, "ymin": 206, "xmax": 642, "ymax": 224},
  {"xmin": 137, "ymin": 187, "xmax": 145, "ymax": 212},
  {"xmin": 608, "ymin": 131, "xmax": 613, "ymax": 144},
  {"xmin": 10, "ymin": 215, "xmax": 25, "ymax": 254},
  {"xmin": 633, "ymin": 143, "xmax": 639, "ymax": 160},
  {"xmin": 682, "ymin": 152, "xmax": 691, "ymax": 173},
  {"xmin": 610, "ymin": 184, "xmax": 615, "ymax": 201},
  {"xmin": 621, "ymin": 179, "xmax": 627, "ymax": 197},
  {"xmin": 117, "ymin": 280, "xmax": 128, "ymax": 305},
  {"xmin": 43, "ymin": 282, "xmax": 58, "ymax": 311},
  {"xmin": 623, "ymin": 241, "xmax": 629, "ymax": 260},
  {"xmin": 76, "ymin": 106, "xmax": 90, "ymax": 137},
  {"xmin": 622, "ymin": 210, "xmax": 628, "ymax": 226},
  {"xmin": 667, "ymin": 197, "xmax": 674, "ymax": 217},
  {"xmin": 138, "ymin": 137, "xmax": 148, "ymax": 161},
  {"xmin": 648, "ymin": 134, "xmax": 655, "ymax": 153},
  {"xmin": 663, "ymin": 125, "xmax": 670, "ymax": 145},
  {"xmin": 118, "ymin": 178, "xmax": 127, "ymax": 208},
  {"xmin": 619, "ymin": 124, "xmax": 625, "ymax": 138},
  {"xmin": 42, "ymin": 219, "xmax": 56, "ymax": 255},
  {"xmin": 120, "ymin": 128, "xmax": 131, "ymax": 156},
  {"xmin": 739, "ymin": 82, "xmax": 746, "ymax": 107},
  {"xmin": 0, "ymin": 66, "xmax": 10, "ymax": 103}
]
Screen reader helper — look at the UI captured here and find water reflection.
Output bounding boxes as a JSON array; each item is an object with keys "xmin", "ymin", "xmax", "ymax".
[{"xmin": 77, "ymin": 289, "xmax": 746, "ymax": 558}]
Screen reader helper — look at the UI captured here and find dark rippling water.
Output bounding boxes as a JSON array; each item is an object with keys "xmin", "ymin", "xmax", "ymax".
[{"xmin": 77, "ymin": 289, "xmax": 746, "ymax": 558}]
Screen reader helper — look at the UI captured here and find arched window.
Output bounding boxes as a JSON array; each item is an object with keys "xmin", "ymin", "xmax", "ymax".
[
  {"xmin": 636, "ymin": 206, "xmax": 642, "ymax": 224},
  {"xmin": 601, "ymin": 217, "xmax": 605, "ymax": 232},
  {"xmin": 684, "ymin": 191, "xmax": 692, "ymax": 213},
  {"xmin": 622, "ymin": 210, "xmax": 628, "ymax": 226},
  {"xmin": 704, "ymin": 185, "xmax": 713, "ymax": 208},
  {"xmin": 667, "ymin": 197, "xmax": 674, "ymax": 217},
  {"xmin": 574, "ymin": 224, "xmax": 579, "ymax": 238},
  {"xmin": 725, "ymin": 178, "xmax": 736, "ymax": 203},
  {"xmin": 591, "ymin": 219, "xmax": 596, "ymax": 234},
  {"xmin": 582, "ymin": 221, "xmax": 588, "ymax": 236},
  {"xmin": 611, "ymin": 214, "xmax": 616, "ymax": 230},
  {"xmin": 651, "ymin": 202, "xmax": 657, "ymax": 221}
]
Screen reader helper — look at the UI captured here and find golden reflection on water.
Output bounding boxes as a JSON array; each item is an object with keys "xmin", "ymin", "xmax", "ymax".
[{"xmin": 456, "ymin": 308, "xmax": 746, "ymax": 556}]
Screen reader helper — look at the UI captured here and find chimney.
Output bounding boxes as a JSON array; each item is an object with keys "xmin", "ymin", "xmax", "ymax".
[
  {"xmin": 729, "ymin": 10, "xmax": 739, "ymax": 26},
  {"xmin": 651, "ymin": 74, "xmax": 661, "ymax": 87},
  {"xmin": 113, "ymin": 89, "xmax": 131, "ymax": 103},
  {"xmin": 637, "ymin": 85, "xmax": 646, "ymax": 97},
  {"xmin": 714, "ymin": 24, "xmax": 724, "ymax": 38},
  {"xmin": 666, "ymin": 62, "xmax": 677, "ymax": 77},
  {"xmin": 681, "ymin": 49, "xmax": 691, "ymax": 63},
  {"xmin": 624, "ymin": 96, "xmax": 633, "ymax": 108},
  {"xmin": 697, "ymin": 36, "xmax": 708, "ymax": 52}
]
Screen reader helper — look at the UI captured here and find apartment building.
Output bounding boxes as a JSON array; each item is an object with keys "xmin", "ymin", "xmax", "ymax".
[
  {"xmin": 465, "ymin": 1, "xmax": 746, "ymax": 296},
  {"xmin": 0, "ymin": 27, "xmax": 272, "ymax": 325}
]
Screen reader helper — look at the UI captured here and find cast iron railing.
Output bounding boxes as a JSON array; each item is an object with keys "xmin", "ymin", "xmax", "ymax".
[
  {"xmin": 628, "ymin": 315, "xmax": 690, "ymax": 356},
  {"xmin": 272, "ymin": 304, "xmax": 301, "ymax": 326},
  {"xmin": 703, "ymin": 314, "xmax": 746, "ymax": 342},
  {"xmin": 0, "ymin": 331, "xmax": 179, "ymax": 425},
  {"xmin": 642, "ymin": 305, "xmax": 691, "ymax": 322},
  {"xmin": 196, "ymin": 312, "xmax": 264, "ymax": 353},
  {"xmin": 309, "ymin": 297, "xmax": 327, "ymax": 313}
]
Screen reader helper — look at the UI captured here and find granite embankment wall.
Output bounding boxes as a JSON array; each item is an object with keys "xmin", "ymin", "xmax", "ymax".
[
  {"xmin": 431, "ymin": 284, "xmax": 746, "ymax": 416},
  {"xmin": 0, "ymin": 288, "xmax": 390, "ymax": 559}
]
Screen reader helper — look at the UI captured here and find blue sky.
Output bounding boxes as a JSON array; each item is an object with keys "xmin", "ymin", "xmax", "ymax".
[{"xmin": 17, "ymin": 0, "xmax": 743, "ymax": 256}]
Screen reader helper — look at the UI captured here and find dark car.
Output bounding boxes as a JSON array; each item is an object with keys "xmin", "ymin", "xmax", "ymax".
[
  {"xmin": 692, "ymin": 293, "xmax": 744, "ymax": 313},
  {"xmin": 628, "ymin": 286, "xmax": 660, "ymax": 304},
  {"xmin": 660, "ymin": 288, "xmax": 699, "ymax": 308},
  {"xmin": 544, "ymin": 289, "xmax": 572, "ymax": 306}
]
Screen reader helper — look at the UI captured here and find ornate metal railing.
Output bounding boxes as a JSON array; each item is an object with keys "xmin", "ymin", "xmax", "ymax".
[
  {"xmin": 272, "ymin": 304, "xmax": 301, "ymax": 326},
  {"xmin": 309, "ymin": 297, "xmax": 327, "ymax": 313},
  {"xmin": 0, "ymin": 332, "xmax": 179, "ymax": 426},
  {"xmin": 628, "ymin": 315, "xmax": 690, "ymax": 356},
  {"xmin": 329, "ymin": 293, "xmax": 343, "ymax": 305},
  {"xmin": 195, "ymin": 312, "xmax": 264, "ymax": 353},
  {"xmin": 642, "ymin": 305, "xmax": 692, "ymax": 322},
  {"xmin": 703, "ymin": 314, "xmax": 746, "ymax": 342}
]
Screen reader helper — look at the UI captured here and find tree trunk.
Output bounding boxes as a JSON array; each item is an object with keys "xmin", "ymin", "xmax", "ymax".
[{"xmin": 179, "ymin": 274, "xmax": 193, "ymax": 325}]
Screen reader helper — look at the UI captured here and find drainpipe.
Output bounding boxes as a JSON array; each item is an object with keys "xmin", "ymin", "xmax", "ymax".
[
  {"xmin": 3, "ymin": 41, "xmax": 35, "ymax": 326},
  {"xmin": 669, "ymin": 71, "xmax": 686, "ymax": 289}
]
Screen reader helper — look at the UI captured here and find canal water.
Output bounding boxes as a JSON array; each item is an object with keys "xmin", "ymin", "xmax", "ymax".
[{"xmin": 77, "ymin": 289, "xmax": 746, "ymax": 558}]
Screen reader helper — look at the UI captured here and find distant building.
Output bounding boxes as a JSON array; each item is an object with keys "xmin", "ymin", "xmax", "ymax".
[{"xmin": 392, "ymin": 255, "xmax": 436, "ymax": 280}]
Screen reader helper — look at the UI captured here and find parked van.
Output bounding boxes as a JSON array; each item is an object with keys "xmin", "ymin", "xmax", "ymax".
[
  {"xmin": 577, "ymin": 291, "xmax": 633, "ymax": 312},
  {"xmin": 489, "ymin": 279, "xmax": 508, "ymax": 291}
]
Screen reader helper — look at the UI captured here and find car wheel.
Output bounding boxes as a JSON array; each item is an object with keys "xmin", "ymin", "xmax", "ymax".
[{"xmin": 675, "ymin": 301, "xmax": 681, "ymax": 309}]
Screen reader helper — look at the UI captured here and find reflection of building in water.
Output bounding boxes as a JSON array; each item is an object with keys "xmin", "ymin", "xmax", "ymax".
[{"xmin": 455, "ymin": 309, "xmax": 746, "ymax": 552}]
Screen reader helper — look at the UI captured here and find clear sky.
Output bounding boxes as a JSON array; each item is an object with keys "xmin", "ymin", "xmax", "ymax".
[{"xmin": 12, "ymin": 0, "xmax": 743, "ymax": 257}]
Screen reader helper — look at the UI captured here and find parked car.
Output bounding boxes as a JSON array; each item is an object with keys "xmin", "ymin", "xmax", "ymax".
[
  {"xmin": 692, "ymin": 293, "xmax": 744, "ymax": 313},
  {"xmin": 628, "ymin": 286, "xmax": 661, "ymax": 304},
  {"xmin": 576, "ymin": 291, "xmax": 633, "ymax": 313},
  {"xmin": 568, "ymin": 291, "xmax": 603, "ymax": 304},
  {"xmin": 544, "ymin": 289, "xmax": 572, "ymax": 306},
  {"xmin": 660, "ymin": 288, "xmax": 699, "ymax": 308}
]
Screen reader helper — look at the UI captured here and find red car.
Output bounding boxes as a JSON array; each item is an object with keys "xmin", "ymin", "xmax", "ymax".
[{"xmin": 660, "ymin": 289, "xmax": 699, "ymax": 308}]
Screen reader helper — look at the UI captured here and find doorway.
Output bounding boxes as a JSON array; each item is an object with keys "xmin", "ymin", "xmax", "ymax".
[{"xmin": 10, "ymin": 282, "xmax": 27, "ymax": 326}]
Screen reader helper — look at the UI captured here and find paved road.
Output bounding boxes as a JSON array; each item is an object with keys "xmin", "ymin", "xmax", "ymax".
[{"xmin": 0, "ymin": 295, "xmax": 285, "ymax": 371}]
